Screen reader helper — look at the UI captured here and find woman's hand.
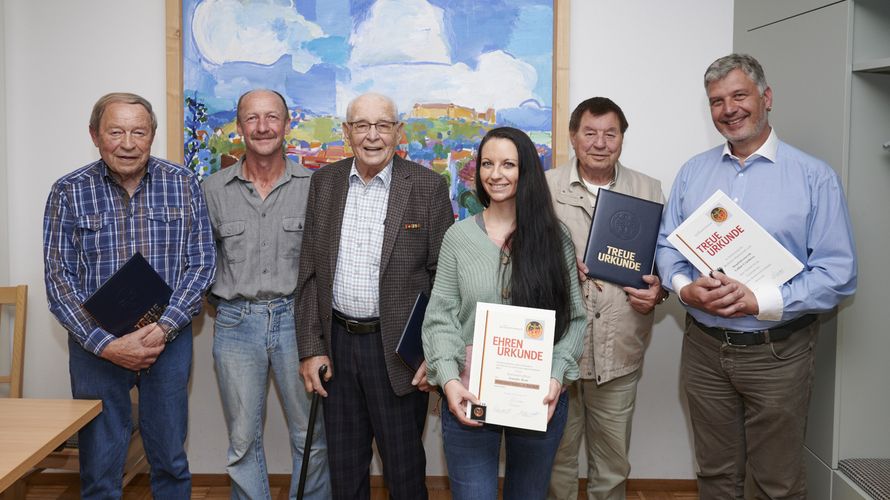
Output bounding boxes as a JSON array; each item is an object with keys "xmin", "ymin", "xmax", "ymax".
[
  {"xmin": 542, "ymin": 378, "xmax": 563, "ymax": 422},
  {"xmin": 443, "ymin": 379, "xmax": 484, "ymax": 427}
]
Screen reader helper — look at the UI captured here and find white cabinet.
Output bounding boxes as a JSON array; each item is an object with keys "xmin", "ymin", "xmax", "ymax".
[{"xmin": 734, "ymin": 1, "xmax": 890, "ymax": 499}]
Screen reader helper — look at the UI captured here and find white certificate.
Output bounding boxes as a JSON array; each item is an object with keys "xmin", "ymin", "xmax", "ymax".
[
  {"xmin": 466, "ymin": 302, "xmax": 554, "ymax": 432},
  {"xmin": 667, "ymin": 190, "xmax": 803, "ymax": 291}
]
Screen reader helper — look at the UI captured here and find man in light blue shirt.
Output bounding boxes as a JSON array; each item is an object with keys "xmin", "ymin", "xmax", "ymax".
[{"xmin": 656, "ymin": 54, "xmax": 857, "ymax": 498}]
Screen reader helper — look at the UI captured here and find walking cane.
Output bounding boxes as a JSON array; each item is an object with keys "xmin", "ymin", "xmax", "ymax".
[{"xmin": 297, "ymin": 364, "xmax": 327, "ymax": 500}]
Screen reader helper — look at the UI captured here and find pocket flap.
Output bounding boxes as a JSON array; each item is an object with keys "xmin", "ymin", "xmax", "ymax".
[
  {"xmin": 219, "ymin": 220, "xmax": 246, "ymax": 237},
  {"xmin": 282, "ymin": 217, "xmax": 305, "ymax": 232}
]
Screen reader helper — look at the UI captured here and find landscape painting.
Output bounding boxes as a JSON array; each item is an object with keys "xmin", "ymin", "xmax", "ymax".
[{"xmin": 182, "ymin": 0, "xmax": 556, "ymax": 218}]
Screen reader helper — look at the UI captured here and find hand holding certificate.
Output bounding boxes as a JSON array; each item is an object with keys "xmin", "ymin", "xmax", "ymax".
[
  {"xmin": 666, "ymin": 190, "xmax": 803, "ymax": 291},
  {"xmin": 465, "ymin": 302, "xmax": 555, "ymax": 432}
]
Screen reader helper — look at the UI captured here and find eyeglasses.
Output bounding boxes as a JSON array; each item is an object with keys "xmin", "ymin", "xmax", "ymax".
[{"xmin": 347, "ymin": 120, "xmax": 399, "ymax": 135}]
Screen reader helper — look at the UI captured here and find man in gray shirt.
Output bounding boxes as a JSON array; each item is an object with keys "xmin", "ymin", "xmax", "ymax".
[{"xmin": 202, "ymin": 89, "xmax": 330, "ymax": 499}]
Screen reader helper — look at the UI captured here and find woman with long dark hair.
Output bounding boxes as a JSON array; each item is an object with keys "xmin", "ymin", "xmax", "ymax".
[{"xmin": 422, "ymin": 127, "xmax": 585, "ymax": 499}]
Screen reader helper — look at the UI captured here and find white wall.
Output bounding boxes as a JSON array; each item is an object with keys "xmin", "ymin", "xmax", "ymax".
[
  {"xmin": 2, "ymin": 0, "xmax": 732, "ymax": 478},
  {"xmin": 0, "ymin": 0, "xmax": 8, "ymax": 285}
]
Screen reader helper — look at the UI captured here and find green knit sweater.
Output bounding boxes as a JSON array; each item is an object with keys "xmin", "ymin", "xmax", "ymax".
[{"xmin": 422, "ymin": 216, "xmax": 585, "ymax": 387}]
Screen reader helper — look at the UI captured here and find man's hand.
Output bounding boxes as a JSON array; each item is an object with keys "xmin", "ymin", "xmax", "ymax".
[
  {"xmin": 142, "ymin": 323, "xmax": 167, "ymax": 348},
  {"xmin": 680, "ymin": 272, "xmax": 758, "ymax": 318},
  {"xmin": 623, "ymin": 274, "xmax": 665, "ymax": 315},
  {"xmin": 411, "ymin": 360, "xmax": 433, "ymax": 392},
  {"xmin": 443, "ymin": 379, "xmax": 483, "ymax": 427},
  {"xmin": 99, "ymin": 323, "xmax": 165, "ymax": 371},
  {"xmin": 542, "ymin": 378, "xmax": 563, "ymax": 422},
  {"xmin": 710, "ymin": 271, "xmax": 759, "ymax": 317},
  {"xmin": 576, "ymin": 257, "xmax": 589, "ymax": 283},
  {"xmin": 300, "ymin": 356, "xmax": 333, "ymax": 397}
]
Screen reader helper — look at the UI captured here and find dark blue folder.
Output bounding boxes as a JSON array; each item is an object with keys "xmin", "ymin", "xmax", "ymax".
[
  {"xmin": 583, "ymin": 189, "xmax": 663, "ymax": 289},
  {"xmin": 396, "ymin": 292, "xmax": 429, "ymax": 371},
  {"xmin": 82, "ymin": 252, "xmax": 173, "ymax": 336}
]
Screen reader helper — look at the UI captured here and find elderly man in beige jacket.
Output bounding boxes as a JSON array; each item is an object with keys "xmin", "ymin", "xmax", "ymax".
[{"xmin": 546, "ymin": 97, "xmax": 667, "ymax": 500}]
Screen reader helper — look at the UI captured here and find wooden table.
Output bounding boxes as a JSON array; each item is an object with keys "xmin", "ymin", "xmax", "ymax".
[{"xmin": 0, "ymin": 399, "xmax": 101, "ymax": 495}]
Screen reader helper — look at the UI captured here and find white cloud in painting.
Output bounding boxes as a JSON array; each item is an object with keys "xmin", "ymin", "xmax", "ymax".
[
  {"xmin": 340, "ymin": 0, "xmax": 539, "ymax": 116},
  {"xmin": 349, "ymin": 0, "xmax": 450, "ymax": 66},
  {"xmin": 339, "ymin": 51, "xmax": 536, "ymax": 116},
  {"xmin": 192, "ymin": 0, "xmax": 324, "ymax": 73}
]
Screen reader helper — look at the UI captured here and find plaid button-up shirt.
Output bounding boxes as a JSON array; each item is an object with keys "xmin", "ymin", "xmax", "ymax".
[
  {"xmin": 43, "ymin": 157, "xmax": 216, "ymax": 355},
  {"xmin": 331, "ymin": 160, "xmax": 392, "ymax": 318}
]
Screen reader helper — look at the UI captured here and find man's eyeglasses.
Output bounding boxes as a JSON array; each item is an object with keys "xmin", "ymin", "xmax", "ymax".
[{"xmin": 347, "ymin": 120, "xmax": 399, "ymax": 135}]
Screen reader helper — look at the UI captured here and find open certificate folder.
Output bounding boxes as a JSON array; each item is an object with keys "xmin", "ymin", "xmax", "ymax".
[
  {"xmin": 666, "ymin": 190, "xmax": 803, "ymax": 291},
  {"xmin": 466, "ymin": 302, "xmax": 555, "ymax": 432}
]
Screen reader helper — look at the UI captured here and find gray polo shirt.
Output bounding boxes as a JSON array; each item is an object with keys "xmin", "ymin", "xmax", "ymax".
[{"xmin": 202, "ymin": 157, "xmax": 312, "ymax": 301}]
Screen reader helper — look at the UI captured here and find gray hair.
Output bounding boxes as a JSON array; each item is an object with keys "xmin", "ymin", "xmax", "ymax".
[
  {"xmin": 89, "ymin": 92, "xmax": 157, "ymax": 132},
  {"xmin": 704, "ymin": 53, "xmax": 768, "ymax": 94},
  {"xmin": 345, "ymin": 92, "xmax": 399, "ymax": 122}
]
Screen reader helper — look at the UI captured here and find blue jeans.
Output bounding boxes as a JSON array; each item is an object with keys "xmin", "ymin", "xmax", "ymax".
[
  {"xmin": 68, "ymin": 326, "xmax": 192, "ymax": 500},
  {"xmin": 441, "ymin": 391, "xmax": 569, "ymax": 500},
  {"xmin": 213, "ymin": 297, "xmax": 330, "ymax": 500}
]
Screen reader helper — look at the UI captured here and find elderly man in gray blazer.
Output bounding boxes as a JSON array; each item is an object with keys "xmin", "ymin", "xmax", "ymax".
[{"xmin": 297, "ymin": 92, "xmax": 453, "ymax": 500}]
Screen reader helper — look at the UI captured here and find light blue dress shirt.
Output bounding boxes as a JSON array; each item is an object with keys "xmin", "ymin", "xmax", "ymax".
[{"xmin": 656, "ymin": 130, "xmax": 857, "ymax": 330}]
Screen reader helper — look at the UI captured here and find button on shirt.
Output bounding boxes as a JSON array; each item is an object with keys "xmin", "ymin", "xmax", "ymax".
[
  {"xmin": 656, "ymin": 130, "xmax": 857, "ymax": 330},
  {"xmin": 43, "ymin": 157, "xmax": 216, "ymax": 355},
  {"xmin": 202, "ymin": 157, "xmax": 312, "ymax": 301},
  {"xmin": 332, "ymin": 160, "xmax": 392, "ymax": 318}
]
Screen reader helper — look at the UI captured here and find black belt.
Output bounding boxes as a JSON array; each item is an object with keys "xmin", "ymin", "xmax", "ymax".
[
  {"xmin": 332, "ymin": 310, "xmax": 381, "ymax": 334},
  {"xmin": 693, "ymin": 314, "xmax": 817, "ymax": 347}
]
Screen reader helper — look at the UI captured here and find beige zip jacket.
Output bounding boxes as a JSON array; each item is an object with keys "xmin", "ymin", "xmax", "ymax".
[{"xmin": 546, "ymin": 161, "xmax": 664, "ymax": 384}]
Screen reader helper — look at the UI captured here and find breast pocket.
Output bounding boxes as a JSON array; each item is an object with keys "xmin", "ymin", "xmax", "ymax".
[
  {"xmin": 280, "ymin": 216, "xmax": 305, "ymax": 259},
  {"xmin": 75, "ymin": 212, "xmax": 113, "ymax": 259},
  {"xmin": 146, "ymin": 207, "xmax": 186, "ymax": 257},
  {"xmin": 219, "ymin": 220, "xmax": 247, "ymax": 263}
]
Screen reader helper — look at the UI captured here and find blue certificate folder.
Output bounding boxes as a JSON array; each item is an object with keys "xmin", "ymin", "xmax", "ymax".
[
  {"xmin": 583, "ymin": 189, "xmax": 664, "ymax": 289},
  {"xmin": 82, "ymin": 252, "xmax": 173, "ymax": 337},
  {"xmin": 396, "ymin": 292, "xmax": 429, "ymax": 371}
]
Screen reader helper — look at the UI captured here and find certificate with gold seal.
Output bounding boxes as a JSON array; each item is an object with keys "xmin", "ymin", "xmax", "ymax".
[
  {"xmin": 666, "ymin": 190, "xmax": 804, "ymax": 291},
  {"xmin": 465, "ymin": 302, "xmax": 555, "ymax": 432}
]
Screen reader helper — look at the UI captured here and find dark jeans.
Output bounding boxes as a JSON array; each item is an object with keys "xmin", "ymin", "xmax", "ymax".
[
  {"xmin": 441, "ymin": 391, "xmax": 569, "ymax": 500},
  {"xmin": 68, "ymin": 327, "xmax": 192, "ymax": 500},
  {"xmin": 682, "ymin": 315, "xmax": 818, "ymax": 499}
]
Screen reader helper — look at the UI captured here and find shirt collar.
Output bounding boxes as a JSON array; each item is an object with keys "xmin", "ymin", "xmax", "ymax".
[
  {"xmin": 349, "ymin": 158, "xmax": 394, "ymax": 188},
  {"xmin": 721, "ymin": 128, "xmax": 779, "ymax": 164},
  {"xmin": 100, "ymin": 157, "xmax": 153, "ymax": 184},
  {"xmin": 225, "ymin": 156, "xmax": 307, "ymax": 185},
  {"xmin": 569, "ymin": 158, "xmax": 620, "ymax": 190}
]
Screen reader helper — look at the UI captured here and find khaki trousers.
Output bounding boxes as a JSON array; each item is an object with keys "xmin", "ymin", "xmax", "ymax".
[
  {"xmin": 682, "ymin": 315, "xmax": 818, "ymax": 499},
  {"xmin": 548, "ymin": 370, "xmax": 641, "ymax": 500}
]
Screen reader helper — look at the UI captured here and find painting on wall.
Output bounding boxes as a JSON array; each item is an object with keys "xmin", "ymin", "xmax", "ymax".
[{"xmin": 179, "ymin": 0, "xmax": 559, "ymax": 218}]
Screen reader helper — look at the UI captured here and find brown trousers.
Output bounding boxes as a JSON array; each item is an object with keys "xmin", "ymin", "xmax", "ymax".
[{"xmin": 682, "ymin": 315, "xmax": 818, "ymax": 499}]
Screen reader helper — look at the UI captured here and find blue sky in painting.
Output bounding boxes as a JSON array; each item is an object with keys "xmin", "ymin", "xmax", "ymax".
[{"xmin": 184, "ymin": 0, "xmax": 553, "ymax": 128}]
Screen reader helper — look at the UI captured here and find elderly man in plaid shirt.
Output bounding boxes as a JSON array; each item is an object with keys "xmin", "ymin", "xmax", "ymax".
[{"xmin": 43, "ymin": 92, "xmax": 215, "ymax": 500}]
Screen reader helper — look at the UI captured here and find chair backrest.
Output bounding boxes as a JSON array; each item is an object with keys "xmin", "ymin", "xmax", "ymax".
[{"xmin": 0, "ymin": 285, "xmax": 28, "ymax": 398}]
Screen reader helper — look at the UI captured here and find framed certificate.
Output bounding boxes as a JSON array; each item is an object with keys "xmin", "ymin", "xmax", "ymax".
[
  {"xmin": 666, "ymin": 190, "xmax": 803, "ymax": 291},
  {"xmin": 466, "ymin": 302, "xmax": 555, "ymax": 432}
]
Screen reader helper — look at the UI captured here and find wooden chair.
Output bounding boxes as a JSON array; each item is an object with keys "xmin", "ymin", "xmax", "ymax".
[
  {"xmin": 0, "ymin": 284, "xmax": 148, "ymax": 489},
  {"xmin": 0, "ymin": 285, "xmax": 27, "ymax": 399}
]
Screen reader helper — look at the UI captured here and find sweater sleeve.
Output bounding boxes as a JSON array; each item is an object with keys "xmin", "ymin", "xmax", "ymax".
[
  {"xmin": 549, "ymin": 226, "xmax": 585, "ymax": 384},
  {"xmin": 421, "ymin": 226, "xmax": 466, "ymax": 387}
]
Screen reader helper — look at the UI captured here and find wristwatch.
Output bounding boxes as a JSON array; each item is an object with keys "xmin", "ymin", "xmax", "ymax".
[
  {"xmin": 159, "ymin": 323, "xmax": 179, "ymax": 343},
  {"xmin": 657, "ymin": 289, "xmax": 670, "ymax": 305}
]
